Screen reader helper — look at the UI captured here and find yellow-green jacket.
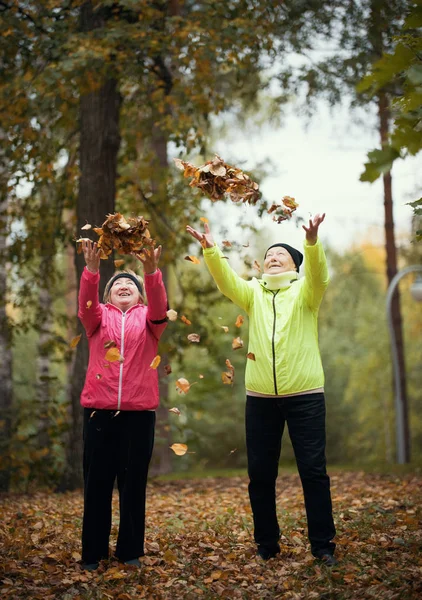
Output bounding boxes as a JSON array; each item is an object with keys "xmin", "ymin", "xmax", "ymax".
[{"xmin": 203, "ymin": 239, "xmax": 329, "ymax": 396}]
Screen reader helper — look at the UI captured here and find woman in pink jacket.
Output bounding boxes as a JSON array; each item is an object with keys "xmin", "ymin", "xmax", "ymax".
[{"xmin": 79, "ymin": 240, "xmax": 168, "ymax": 571}]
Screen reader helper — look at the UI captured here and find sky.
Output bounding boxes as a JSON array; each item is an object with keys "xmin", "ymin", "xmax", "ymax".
[{"xmin": 203, "ymin": 102, "xmax": 421, "ymax": 255}]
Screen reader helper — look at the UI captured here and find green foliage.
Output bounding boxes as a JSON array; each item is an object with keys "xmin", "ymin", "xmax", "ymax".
[{"xmin": 357, "ymin": 2, "xmax": 422, "ymax": 225}]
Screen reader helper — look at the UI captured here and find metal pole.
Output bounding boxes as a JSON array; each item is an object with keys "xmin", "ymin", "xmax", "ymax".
[{"xmin": 386, "ymin": 265, "xmax": 422, "ymax": 464}]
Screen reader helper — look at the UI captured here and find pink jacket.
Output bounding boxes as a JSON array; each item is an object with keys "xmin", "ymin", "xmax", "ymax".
[{"xmin": 78, "ymin": 267, "xmax": 168, "ymax": 411}]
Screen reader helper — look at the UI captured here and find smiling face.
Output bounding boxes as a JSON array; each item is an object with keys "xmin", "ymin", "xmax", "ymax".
[
  {"xmin": 109, "ymin": 277, "xmax": 142, "ymax": 312},
  {"xmin": 264, "ymin": 247, "xmax": 296, "ymax": 274}
]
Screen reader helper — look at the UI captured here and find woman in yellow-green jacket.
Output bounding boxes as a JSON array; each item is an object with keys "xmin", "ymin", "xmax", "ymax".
[{"xmin": 186, "ymin": 214, "xmax": 337, "ymax": 566}]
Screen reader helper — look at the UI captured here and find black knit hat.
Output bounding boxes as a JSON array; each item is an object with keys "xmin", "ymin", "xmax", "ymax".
[
  {"xmin": 108, "ymin": 273, "xmax": 143, "ymax": 296},
  {"xmin": 264, "ymin": 243, "xmax": 303, "ymax": 272}
]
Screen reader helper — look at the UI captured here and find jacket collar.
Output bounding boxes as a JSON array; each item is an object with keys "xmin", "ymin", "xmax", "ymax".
[
  {"xmin": 259, "ymin": 270, "xmax": 298, "ymax": 291},
  {"xmin": 106, "ymin": 302, "xmax": 143, "ymax": 315}
]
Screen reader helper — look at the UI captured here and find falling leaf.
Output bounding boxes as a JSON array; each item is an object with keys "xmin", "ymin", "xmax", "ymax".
[
  {"xmin": 166, "ymin": 309, "xmax": 178, "ymax": 321},
  {"xmin": 220, "ymin": 326, "xmax": 229, "ymax": 333},
  {"xmin": 86, "ymin": 300, "xmax": 92, "ymax": 309},
  {"xmin": 242, "ymin": 242, "xmax": 250, "ymax": 248},
  {"xmin": 222, "ymin": 240, "xmax": 232, "ymax": 248},
  {"xmin": 113, "ymin": 411, "xmax": 120, "ymax": 418},
  {"xmin": 232, "ymin": 337, "xmax": 244, "ymax": 350},
  {"xmin": 69, "ymin": 334, "xmax": 82, "ymax": 349},
  {"xmin": 150, "ymin": 355, "xmax": 161, "ymax": 369},
  {"xmin": 104, "ymin": 340, "xmax": 116, "ymax": 349},
  {"xmin": 181, "ymin": 315, "xmax": 192, "ymax": 325},
  {"xmin": 235, "ymin": 315, "xmax": 244, "ymax": 328},
  {"xmin": 164, "ymin": 364, "xmax": 172, "ymax": 375},
  {"xmin": 174, "ymin": 155, "xmax": 260, "ymax": 204},
  {"xmin": 76, "ymin": 237, "xmax": 91, "ymax": 254},
  {"xmin": 169, "ymin": 407, "xmax": 181, "ymax": 416},
  {"xmin": 81, "ymin": 223, "xmax": 92, "ymax": 230},
  {"xmin": 200, "ymin": 217, "xmax": 209, "ymax": 223},
  {"xmin": 253, "ymin": 260, "xmax": 261, "ymax": 272},
  {"xmin": 105, "ymin": 347, "xmax": 121, "ymax": 362},
  {"xmin": 229, "ymin": 448, "xmax": 237, "ymax": 454},
  {"xmin": 246, "ymin": 352, "xmax": 256, "ymax": 361},
  {"xmin": 187, "ymin": 333, "xmax": 200, "ymax": 343},
  {"xmin": 222, "ymin": 358, "xmax": 235, "ymax": 385},
  {"xmin": 184, "ymin": 255, "xmax": 201, "ymax": 264},
  {"xmin": 114, "ymin": 259, "xmax": 125, "ymax": 268},
  {"xmin": 199, "ymin": 374, "xmax": 204, "ymax": 379},
  {"xmin": 90, "ymin": 411, "xmax": 96, "ymax": 418},
  {"xmin": 170, "ymin": 443, "xmax": 188, "ymax": 456},
  {"xmin": 282, "ymin": 195, "xmax": 299, "ymax": 210},
  {"xmin": 176, "ymin": 378, "xmax": 190, "ymax": 394}
]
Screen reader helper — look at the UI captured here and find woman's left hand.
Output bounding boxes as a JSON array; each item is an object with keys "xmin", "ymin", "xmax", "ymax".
[
  {"xmin": 302, "ymin": 213, "xmax": 325, "ymax": 245},
  {"xmin": 134, "ymin": 245, "xmax": 162, "ymax": 274}
]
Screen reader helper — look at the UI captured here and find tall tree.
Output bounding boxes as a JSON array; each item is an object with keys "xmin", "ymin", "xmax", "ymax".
[{"xmin": 273, "ymin": 0, "xmax": 411, "ymax": 460}]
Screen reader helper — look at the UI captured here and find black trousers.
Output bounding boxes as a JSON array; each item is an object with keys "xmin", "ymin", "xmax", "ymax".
[
  {"xmin": 245, "ymin": 393, "xmax": 336, "ymax": 556},
  {"xmin": 82, "ymin": 408, "xmax": 155, "ymax": 564}
]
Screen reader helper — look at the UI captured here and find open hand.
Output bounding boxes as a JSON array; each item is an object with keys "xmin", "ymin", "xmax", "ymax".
[
  {"xmin": 186, "ymin": 223, "xmax": 214, "ymax": 248},
  {"xmin": 82, "ymin": 239, "xmax": 101, "ymax": 273},
  {"xmin": 302, "ymin": 213, "xmax": 325, "ymax": 245},
  {"xmin": 134, "ymin": 245, "xmax": 162, "ymax": 274}
]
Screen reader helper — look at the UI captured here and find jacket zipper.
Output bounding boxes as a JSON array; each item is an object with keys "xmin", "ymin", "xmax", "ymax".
[
  {"xmin": 117, "ymin": 312, "xmax": 126, "ymax": 410},
  {"xmin": 271, "ymin": 291, "xmax": 279, "ymax": 395}
]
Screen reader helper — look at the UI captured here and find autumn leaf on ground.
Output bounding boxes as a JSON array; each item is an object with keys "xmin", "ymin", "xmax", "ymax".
[
  {"xmin": 81, "ymin": 223, "xmax": 92, "ymax": 230},
  {"xmin": 235, "ymin": 315, "xmax": 244, "ymax": 328},
  {"xmin": 222, "ymin": 240, "xmax": 232, "ymax": 248},
  {"xmin": 181, "ymin": 315, "xmax": 192, "ymax": 325},
  {"xmin": 86, "ymin": 300, "xmax": 92, "ymax": 309},
  {"xmin": 166, "ymin": 309, "xmax": 178, "ymax": 321},
  {"xmin": 169, "ymin": 443, "xmax": 188, "ymax": 456},
  {"xmin": 69, "ymin": 334, "xmax": 82, "ymax": 349},
  {"xmin": 187, "ymin": 333, "xmax": 200, "ymax": 343},
  {"xmin": 174, "ymin": 155, "xmax": 260, "ymax": 204},
  {"xmin": 232, "ymin": 337, "xmax": 244, "ymax": 350},
  {"xmin": 105, "ymin": 347, "xmax": 122, "ymax": 362},
  {"xmin": 176, "ymin": 378, "xmax": 190, "ymax": 394},
  {"xmin": 222, "ymin": 358, "xmax": 235, "ymax": 385},
  {"xmin": 114, "ymin": 259, "xmax": 125, "ymax": 268},
  {"xmin": 164, "ymin": 364, "xmax": 172, "ymax": 375},
  {"xmin": 169, "ymin": 407, "xmax": 181, "ymax": 416},
  {"xmin": 246, "ymin": 352, "xmax": 256, "ymax": 361},
  {"xmin": 150, "ymin": 355, "xmax": 161, "ymax": 369},
  {"xmin": 220, "ymin": 326, "xmax": 229, "ymax": 333},
  {"xmin": 184, "ymin": 255, "xmax": 201, "ymax": 264}
]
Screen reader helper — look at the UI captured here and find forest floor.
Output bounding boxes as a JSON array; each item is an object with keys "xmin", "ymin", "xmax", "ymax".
[{"xmin": 1, "ymin": 470, "xmax": 421, "ymax": 599}]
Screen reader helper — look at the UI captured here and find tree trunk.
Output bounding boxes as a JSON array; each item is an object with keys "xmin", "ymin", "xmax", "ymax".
[
  {"xmin": 59, "ymin": 1, "xmax": 121, "ymax": 491},
  {"xmin": 0, "ymin": 141, "xmax": 12, "ymax": 492},
  {"xmin": 378, "ymin": 92, "xmax": 410, "ymax": 462}
]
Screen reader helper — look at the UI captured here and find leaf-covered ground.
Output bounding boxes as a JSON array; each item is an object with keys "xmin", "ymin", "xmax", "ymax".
[{"xmin": 1, "ymin": 471, "xmax": 421, "ymax": 599}]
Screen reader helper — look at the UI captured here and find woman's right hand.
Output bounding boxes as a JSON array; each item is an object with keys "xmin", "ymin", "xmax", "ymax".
[
  {"xmin": 186, "ymin": 222, "xmax": 214, "ymax": 248},
  {"xmin": 82, "ymin": 239, "xmax": 101, "ymax": 273}
]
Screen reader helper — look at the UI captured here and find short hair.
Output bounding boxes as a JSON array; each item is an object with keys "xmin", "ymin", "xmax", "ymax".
[{"xmin": 103, "ymin": 269, "xmax": 145, "ymax": 304}]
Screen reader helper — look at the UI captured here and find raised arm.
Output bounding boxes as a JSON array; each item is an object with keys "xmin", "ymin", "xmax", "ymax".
[
  {"xmin": 186, "ymin": 223, "xmax": 253, "ymax": 312},
  {"xmin": 134, "ymin": 245, "xmax": 168, "ymax": 339},
  {"xmin": 78, "ymin": 240, "xmax": 103, "ymax": 337},
  {"xmin": 301, "ymin": 213, "xmax": 329, "ymax": 310}
]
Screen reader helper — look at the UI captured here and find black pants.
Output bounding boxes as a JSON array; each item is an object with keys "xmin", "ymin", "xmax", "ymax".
[
  {"xmin": 82, "ymin": 408, "xmax": 155, "ymax": 564},
  {"xmin": 246, "ymin": 393, "xmax": 336, "ymax": 556}
]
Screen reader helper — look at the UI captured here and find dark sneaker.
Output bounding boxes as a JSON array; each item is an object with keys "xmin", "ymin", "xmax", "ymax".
[
  {"xmin": 82, "ymin": 562, "xmax": 99, "ymax": 571},
  {"xmin": 257, "ymin": 544, "xmax": 281, "ymax": 560},
  {"xmin": 124, "ymin": 558, "xmax": 142, "ymax": 567},
  {"xmin": 317, "ymin": 553, "xmax": 338, "ymax": 567}
]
